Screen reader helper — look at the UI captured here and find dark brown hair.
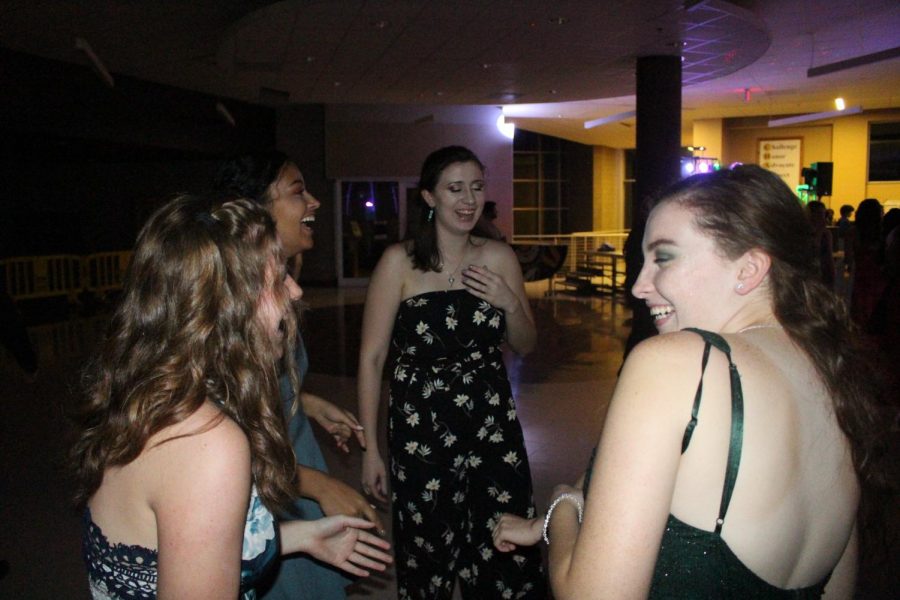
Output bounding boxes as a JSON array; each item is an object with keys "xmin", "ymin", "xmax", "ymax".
[
  {"xmin": 654, "ymin": 165, "xmax": 895, "ymax": 492},
  {"xmin": 408, "ymin": 145, "xmax": 486, "ymax": 272},
  {"xmin": 70, "ymin": 196, "xmax": 299, "ymax": 511}
]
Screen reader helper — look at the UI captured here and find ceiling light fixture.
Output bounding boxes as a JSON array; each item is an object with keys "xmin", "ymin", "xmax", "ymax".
[
  {"xmin": 768, "ymin": 105, "xmax": 862, "ymax": 127},
  {"xmin": 75, "ymin": 37, "xmax": 114, "ymax": 88},
  {"xmin": 834, "ymin": 97, "xmax": 845, "ymax": 110},
  {"xmin": 584, "ymin": 110, "xmax": 636, "ymax": 129},
  {"xmin": 496, "ymin": 114, "xmax": 515, "ymax": 139}
]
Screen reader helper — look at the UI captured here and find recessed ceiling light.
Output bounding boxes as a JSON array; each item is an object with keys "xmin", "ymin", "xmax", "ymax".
[{"xmin": 834, "ymin": 97, "xmax": 845, "ymax": 110}]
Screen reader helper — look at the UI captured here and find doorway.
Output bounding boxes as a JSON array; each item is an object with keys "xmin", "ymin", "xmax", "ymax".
[{"xmin": 335, "ymin": 178, "xmax": 418, "ymax": 285}]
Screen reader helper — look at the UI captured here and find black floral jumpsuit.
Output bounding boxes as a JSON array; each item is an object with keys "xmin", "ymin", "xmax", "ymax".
[{"xmin": 388, "ymin": 289, "xmax": 545, "ymax": 599}]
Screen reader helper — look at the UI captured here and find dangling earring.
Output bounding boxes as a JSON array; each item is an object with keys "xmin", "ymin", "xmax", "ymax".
[{"xmin": 427, "ymin": 207, "xmax": 434, "ymax": 222}]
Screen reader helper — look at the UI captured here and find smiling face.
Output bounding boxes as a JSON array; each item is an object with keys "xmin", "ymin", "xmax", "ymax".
[
  {"xmin": 422, "ymin": 161, "xmax": 485, "ymax": 235},
  {"xmin": 632, "ymin": 201, "xmax": 741, "ymax": 334},
  {"xmin": 257, "ymin": 257, "xmax": 303, "ymax": 360},
  {"xmin": 268, "ymin": 162, "xmax": 320, "ymax": 259}
]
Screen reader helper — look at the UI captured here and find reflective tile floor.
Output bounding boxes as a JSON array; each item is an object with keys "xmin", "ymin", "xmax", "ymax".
[{"xmin": 0, "ymin": 284, "xmax": 895, "ymax": 598}]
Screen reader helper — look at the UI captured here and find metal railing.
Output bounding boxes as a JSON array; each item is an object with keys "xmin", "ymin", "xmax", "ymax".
[
  {"xmin": 1, "ymin": 251, "xmax": 132, "ymax": 302},
  {"xmin": 512, "ymin": 230, "xmax": 630, "ymax": 272}
]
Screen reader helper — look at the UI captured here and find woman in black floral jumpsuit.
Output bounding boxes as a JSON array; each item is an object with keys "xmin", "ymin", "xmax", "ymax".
[{"xmin": 358, "ymin": 146, "xmax": 545, "ymax": 599}]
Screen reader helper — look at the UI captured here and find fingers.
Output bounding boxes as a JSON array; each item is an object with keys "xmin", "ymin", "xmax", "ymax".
[
  {"xmin": 347, "ymin": 551, "xmax": 387, "ymax": 573},
  {"xmin": 357, "ymin": 529, "xmax": 392, "ymax": 552},
  {"xmin": 352, "ymin": 426, "xmax": 367, "ymax": 450},
  {"xmin": 373, "ymin": 477, "xmax": 389, "ymax": 503},
  {"xmin": 357, "ymin": 500, "xmax": 386, "ymax": 534}
]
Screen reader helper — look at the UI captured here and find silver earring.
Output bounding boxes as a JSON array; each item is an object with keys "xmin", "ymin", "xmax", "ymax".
[
  {"xmin": 427, "ymin": 208, "xmax": 434, "ymax": 222},
  {"xmin": 736, "ymin": 282, "xmax": 745, "ymax": 292}
]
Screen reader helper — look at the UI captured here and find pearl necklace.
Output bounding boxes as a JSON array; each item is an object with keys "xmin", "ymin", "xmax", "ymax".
[{"xmin": 738, "ymin": 323, "xmax": 782, "ymax": 333}]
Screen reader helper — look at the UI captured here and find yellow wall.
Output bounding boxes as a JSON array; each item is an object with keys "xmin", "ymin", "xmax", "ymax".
[
  {"xmin": 692, "ymin": 118, "xmax": 723, "ymax": 165},
  {"xmin": 592, "ymin": 145, "xmax": 624, "ymax": 230},
  {"xmin": 588, "ymin": 109, "xmax": 900, "ymax": 230},
  {"xmin": 720, "ymin": 109, "xmax": 900, "ymax": 209}
]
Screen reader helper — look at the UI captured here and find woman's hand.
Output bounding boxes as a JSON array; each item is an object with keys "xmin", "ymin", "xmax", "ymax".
[
  {"xmin": 492, "ymin": 513, "xmax": 543, "ymax": 552},
  {"xmin": 461, "ymin": 265, "xmax": 522, "ymax": 314},
  {"xmin": 301, "ymin": 392, "xmax": 366, "ymax": 453},
  {"xmin": 300, "ymin": 467, "xmax": 385, "ymax": 534},
  {"xmin": 361, "ymin": 451, "xmax": 389, "ymax": 503},
  {"xmin": 281, "ymin": 516, "xmax": 392, "ymax": 577}
]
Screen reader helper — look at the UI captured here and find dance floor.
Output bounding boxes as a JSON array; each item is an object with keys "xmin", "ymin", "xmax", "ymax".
[{"xmin": 0, "ymin": 284, "xmax": 894, "ymax": 598}]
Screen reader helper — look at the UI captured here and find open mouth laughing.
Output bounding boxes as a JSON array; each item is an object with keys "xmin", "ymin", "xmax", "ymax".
[{"xmin": 649, "ymin": 304, "xmax": 675, "ymax": 328}]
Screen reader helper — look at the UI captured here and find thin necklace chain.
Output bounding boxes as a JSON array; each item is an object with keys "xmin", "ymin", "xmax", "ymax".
[
  {"xmin": 738, "ymin": 323, "xmax": 782, "ymax": 333},
  {"xmin": 440, "ymin": 241, "xmax": 470, "ymax": 288}
]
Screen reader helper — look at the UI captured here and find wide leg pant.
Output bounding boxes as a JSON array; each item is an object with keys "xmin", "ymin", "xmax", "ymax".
[{"xmin": 388, "ymin": 372, "xmax": 545, "ymax": 600}]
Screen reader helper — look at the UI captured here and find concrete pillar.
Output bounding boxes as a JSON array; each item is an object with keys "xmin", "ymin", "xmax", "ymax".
[{"xmin": 624, "ymin": 55, "xmax": 682, "ymax": 356}]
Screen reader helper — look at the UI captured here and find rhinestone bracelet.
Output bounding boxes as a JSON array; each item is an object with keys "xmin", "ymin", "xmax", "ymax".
[{"xmin": 542, "ymin": 493, "xmax": 584, "ymax": 544}]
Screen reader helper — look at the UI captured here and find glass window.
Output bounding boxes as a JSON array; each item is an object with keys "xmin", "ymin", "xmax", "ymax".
[
  {"xmin": 542, "ymin": 153, "xmax": 560, "ymax": 180},
  {"xmin": 513, "ymin": 129, "xmax": 540, "ymax": 151},
  {"xmin": 514, "ymin": 209, "xmax": 539, "ymax": 235},
  {"xmin": 869, "ymin": 122, "xmax": 900, "ymax": 181},
  {"xmin": 543, "ymin": 182, "xmax": 560, "ymax": 208},
  {"xmin": 514, "ymin": 153, "xmax": 539, "ymax": 179},
  {"xmin": 514, "ymin": 182, "xmax": 539, "ymax": 207}
]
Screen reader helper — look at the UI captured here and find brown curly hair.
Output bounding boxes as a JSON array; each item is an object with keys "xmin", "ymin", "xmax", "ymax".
[{"xmin": 70, "ymin": 196, "xmax": 299, "ymax": 512}]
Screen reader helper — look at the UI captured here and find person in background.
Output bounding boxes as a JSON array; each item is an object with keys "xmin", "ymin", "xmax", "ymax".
[
  {"xmin": 825, "ymin": 207, "xmax": 835, "ymax": 226},
  {"xmin": 807, "ymin": 200, "xmax": 835, "ymax": 288},
  {"xmin": 358, "ymin": 146, "xmax": 545, "ymax": 599},
  {"xmin": 850, "ymin": 198, "xmax": 885, "ymax": 328},
  {"xmin": 493, "ymin": 166, "xmax": 894, "ymax": 599},
  {"xmin": 214, "ymin": 152, "xmax": 384, "ymax": 600},
  {"xmin": 473, "ymin": 200, "xmax": 505, "ymax": 241},
  {"xmin": 72, "ymin": 196, "xmax": 391, "ymax": 599}
]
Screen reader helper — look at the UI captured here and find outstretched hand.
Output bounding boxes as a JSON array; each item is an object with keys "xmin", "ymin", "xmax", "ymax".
[
  {"xmin": 284, "ymin": 516, "xmax": 392, "ymax": 577},
  {"xmin": 492, "ymin": 513, "xmax": 543, "ymax": 552},
  {"xmin": 302, "ymin": 392, "xmax": 366, "ymax": 452}
]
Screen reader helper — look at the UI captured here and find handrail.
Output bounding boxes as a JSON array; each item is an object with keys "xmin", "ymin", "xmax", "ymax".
[
  {"xmin": 1, "ymin": 251, "xmax": 133, "ymax": 302},
  {"xmin": 512, "ymin": 231, "xmax": 630, "ymax": 272}
]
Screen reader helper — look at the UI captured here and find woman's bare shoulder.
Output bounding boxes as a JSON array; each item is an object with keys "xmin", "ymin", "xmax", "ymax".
[
  {"xmin": 145, "ymin": 402, "xmax": 250, "ymax": 483},
  {"xmin": 627, "ymin": 330, "xmax": 710, "ymax": 368},
  {"xmin": 614, "ymin": 332, "xmax": 712, "ymax": 409}
]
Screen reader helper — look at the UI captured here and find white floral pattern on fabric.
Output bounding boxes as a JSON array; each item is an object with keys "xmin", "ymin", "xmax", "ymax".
[
  {"xmin": 242, "ymin": 486, "xmax": 276, "ymax": 560},
  {"xmin": 386, "ymin": 290, "xmax": 545, "ymax": 599}
]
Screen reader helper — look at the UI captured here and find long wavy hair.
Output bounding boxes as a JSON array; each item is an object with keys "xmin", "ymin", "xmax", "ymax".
[
  {"xmin": 70, "ymin": 196, "xmax": 299, "ymax": 512},
  {"xmin": 408, "ymin": 145, "xmax": 486, "ymax": 272},
  {"xmin": 652, "ymin": 165, "xmax": 896, "ymax": 493},
  {"xmin": 210, "ymin": 151, "xmax": 303, "ymax": 401}
]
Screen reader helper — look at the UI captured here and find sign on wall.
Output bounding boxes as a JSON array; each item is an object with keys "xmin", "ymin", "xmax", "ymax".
[{"xmin": 758, "ymin": 138, "xmax": 802, "ymax": 191}]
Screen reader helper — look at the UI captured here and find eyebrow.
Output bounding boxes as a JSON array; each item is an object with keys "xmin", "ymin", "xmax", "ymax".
[
  {"xmin": 447, "ymin": 179, "xmax": 485, "ymax": 185},
  {"xmin": 646, "ymin": 238, "xmax": 676, "ymax": 251}
]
